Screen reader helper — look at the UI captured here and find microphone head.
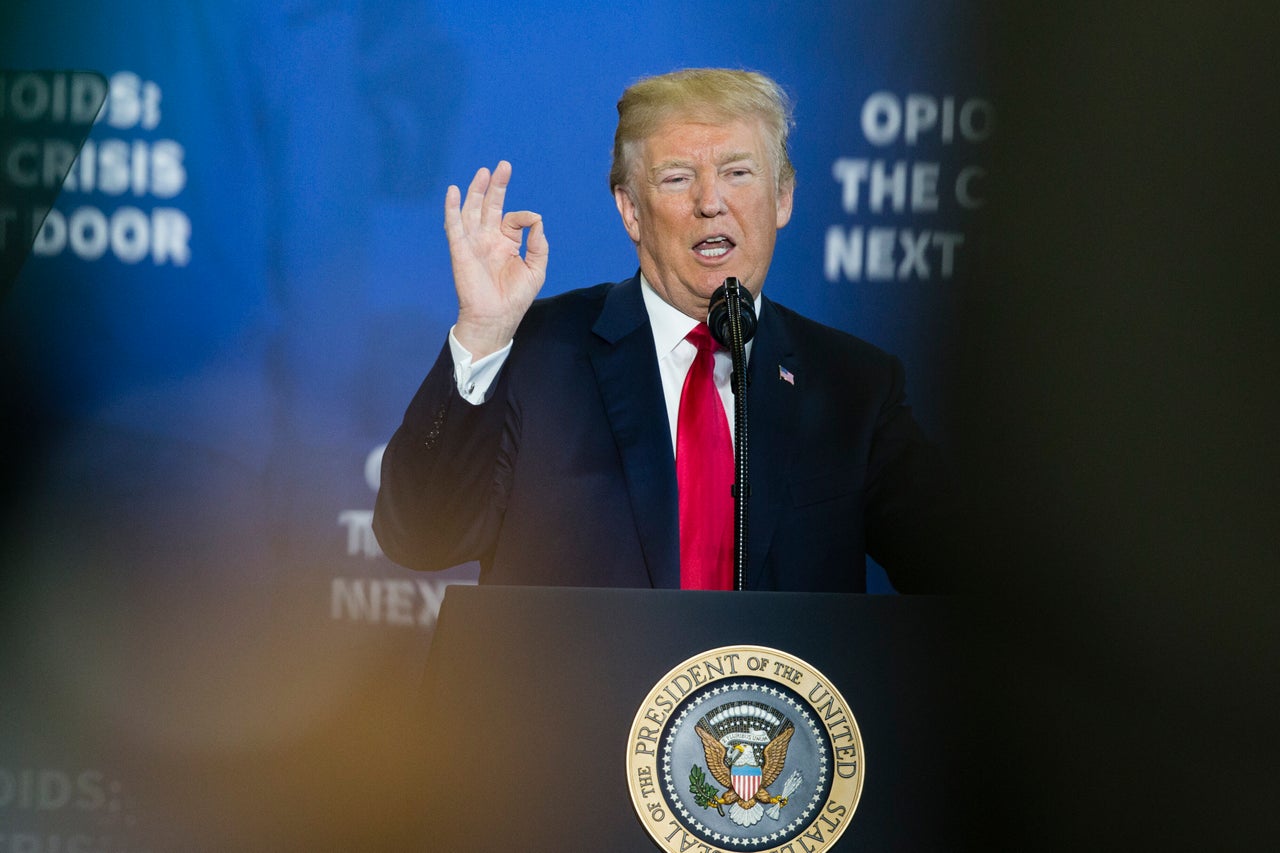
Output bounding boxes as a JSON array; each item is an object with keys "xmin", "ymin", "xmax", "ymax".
[{"xmin": 708, "ymin": 278, "xmax": 758, "ymax": 348}]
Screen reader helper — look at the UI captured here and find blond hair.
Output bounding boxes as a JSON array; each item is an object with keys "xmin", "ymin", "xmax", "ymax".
[{"xmin": 610, "ymin": 68, "xmax": 795, "ymax": 194}]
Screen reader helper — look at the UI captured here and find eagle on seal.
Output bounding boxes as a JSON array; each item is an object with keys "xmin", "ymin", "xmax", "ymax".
[{"xmin": 695, "ymin": 722, "xmax": 796, "ymax": 827}]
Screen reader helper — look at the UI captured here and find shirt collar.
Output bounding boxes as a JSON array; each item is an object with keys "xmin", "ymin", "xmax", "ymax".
[{"xmin": 639, "ymin": 273, "xmax": 762, "ymax": 357}]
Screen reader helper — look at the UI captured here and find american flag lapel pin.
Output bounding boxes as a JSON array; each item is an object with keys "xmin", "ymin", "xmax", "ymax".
[{"xmin": 778, "ymin": 364, "xmax": 795, "ymax": 386}]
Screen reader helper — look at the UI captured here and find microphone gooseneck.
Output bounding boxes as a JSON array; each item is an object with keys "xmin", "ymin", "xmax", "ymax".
[{"xmin": 707, "ymin": 277, "xmax": 755, "ymax": 592}]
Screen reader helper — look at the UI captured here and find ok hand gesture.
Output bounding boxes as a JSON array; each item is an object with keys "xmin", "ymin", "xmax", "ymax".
[{"xmin": 444, "ymin": 160, "xmax": 549, "ymax": 358}]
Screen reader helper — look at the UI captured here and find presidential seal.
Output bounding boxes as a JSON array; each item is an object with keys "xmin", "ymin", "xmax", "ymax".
[{"xmin": 627, "ymin": 646, "xmax": 863, "ymax": 853}]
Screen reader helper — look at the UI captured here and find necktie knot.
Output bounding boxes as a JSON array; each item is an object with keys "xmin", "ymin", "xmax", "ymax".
[{"xmin": 685, "ymin": 322, "xmax": 717, "ymax": 354}]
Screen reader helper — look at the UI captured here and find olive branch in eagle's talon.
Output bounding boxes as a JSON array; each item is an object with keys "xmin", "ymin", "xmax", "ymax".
[{"xmin": 689, "ymin": 765, "xmax": 727, "ymax": 816}]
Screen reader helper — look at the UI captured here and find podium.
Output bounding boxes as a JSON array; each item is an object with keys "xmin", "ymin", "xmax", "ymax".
[{"xmin": 412, "ymin": 586, "xmax": 975, "ymax": 851}]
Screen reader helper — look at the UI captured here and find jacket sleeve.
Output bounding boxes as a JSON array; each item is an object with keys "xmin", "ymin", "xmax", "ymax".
[{"xmin": 372, "ymin": 339, "xmax": 516, "ymax": 572}]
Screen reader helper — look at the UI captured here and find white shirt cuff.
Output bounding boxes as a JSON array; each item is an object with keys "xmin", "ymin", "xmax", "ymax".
[{"xmin": 448, "ymin": 326, "xmax": 512, "ymax": 405}]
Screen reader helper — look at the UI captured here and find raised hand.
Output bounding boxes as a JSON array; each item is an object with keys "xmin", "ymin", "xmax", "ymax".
[{"xmin": 443, "ymin": 160, "xmax": 549, "ymax": 358}]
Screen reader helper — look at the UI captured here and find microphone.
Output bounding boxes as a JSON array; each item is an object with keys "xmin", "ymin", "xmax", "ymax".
[
  {"xmin": 707, "ymin": 278, "xmax": 757, "ymax": 348},
  {"xmin": 707, "ymin": 277, "xmax": 754, "ymax": 592}
]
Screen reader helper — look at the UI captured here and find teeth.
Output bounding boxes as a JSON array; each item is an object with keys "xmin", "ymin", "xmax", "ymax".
[{"xmin": 697, "ymin": 236, "xmax": 730, "ymax": 257}]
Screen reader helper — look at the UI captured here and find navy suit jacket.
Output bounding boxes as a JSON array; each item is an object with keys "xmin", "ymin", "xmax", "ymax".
[{"xmin": 374, "ymin": 274, "xmax": 954, "ymax": 592}]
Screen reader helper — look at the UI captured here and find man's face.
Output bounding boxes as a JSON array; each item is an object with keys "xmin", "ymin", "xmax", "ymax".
[{"xmin": 613, "ymin": 115, "xmax": 794, "ymax": 320}]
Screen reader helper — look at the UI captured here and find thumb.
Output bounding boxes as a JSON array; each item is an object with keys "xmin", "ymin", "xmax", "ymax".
[{"xmin": 525, "ymin": 217, "xmax": 549, "ymax": 278}]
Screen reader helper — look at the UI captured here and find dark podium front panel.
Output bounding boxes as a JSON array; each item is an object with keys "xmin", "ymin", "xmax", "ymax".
[{"xmin": 412, "ymin": 586, "xmax": 975, "ymax": 851}]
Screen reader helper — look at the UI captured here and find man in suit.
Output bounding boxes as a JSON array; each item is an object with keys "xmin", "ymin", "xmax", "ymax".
[{"xmin": 373, "ymin": 68, "xmax": 954, "ymax": 592}]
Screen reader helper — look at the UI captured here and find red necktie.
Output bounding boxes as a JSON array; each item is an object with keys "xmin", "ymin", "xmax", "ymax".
[{"xmin": 677, "ymin": 323, "xmax": 733, "ymax": 590}]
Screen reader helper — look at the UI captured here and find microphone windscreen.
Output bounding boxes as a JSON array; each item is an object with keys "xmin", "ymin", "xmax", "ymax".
[{"xmin": 708, "ymin": 278, "xmax": 757, "ymax": 347}]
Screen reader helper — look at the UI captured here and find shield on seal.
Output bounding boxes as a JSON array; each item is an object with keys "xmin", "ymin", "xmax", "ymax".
[{"xmin": 731, "ymin": 764, "xmax": 762, "ymax": 802}]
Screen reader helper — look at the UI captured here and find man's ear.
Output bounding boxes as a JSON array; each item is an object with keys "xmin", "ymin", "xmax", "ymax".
[
  {"xmin": 613, "ymin": 185, "xmax": 641, "ymax": 244},
  {"xmin": 775, "ymin": 175, "xmax": 795, "ymax": 229}
]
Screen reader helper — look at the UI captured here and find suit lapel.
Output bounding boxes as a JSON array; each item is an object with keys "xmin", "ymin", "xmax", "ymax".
[
  {"xmin": 588, "ymin": 276, "xmax": 681, "ymax": 589},
  {"xmin": 743, "ymin": 297, "xmax": 800, "ymax": 590}
]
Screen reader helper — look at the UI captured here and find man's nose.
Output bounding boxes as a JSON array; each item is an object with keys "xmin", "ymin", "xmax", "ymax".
[{"xmin": 694, "ymin": 178, "xmax": 728, "ymax": 217}]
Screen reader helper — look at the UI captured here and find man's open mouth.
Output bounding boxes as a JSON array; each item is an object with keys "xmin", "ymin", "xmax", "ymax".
[{"xmin": 694, "ymin": 235, "xmax": 734, "ymax": 258}]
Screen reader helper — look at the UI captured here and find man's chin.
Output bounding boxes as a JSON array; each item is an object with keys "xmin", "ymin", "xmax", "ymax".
[
  {"xmin": 696, "ymin": 272, "xmax": 740, "ymax": 294},
  {"xmin": 705, "ymin": 275, "xmax": 763, "ymax": 304}
]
